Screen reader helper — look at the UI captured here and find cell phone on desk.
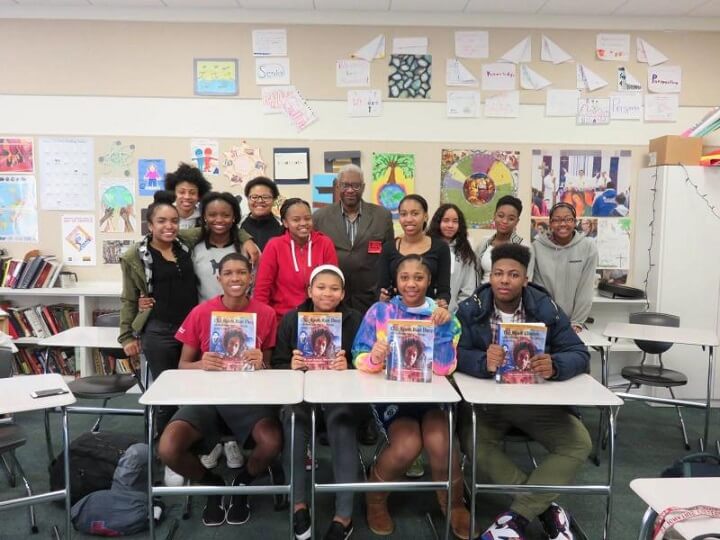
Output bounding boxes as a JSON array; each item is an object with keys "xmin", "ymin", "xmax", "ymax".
[{"xmin": 30, "ymin": 388, "xmax": 70, "ymax": 399}]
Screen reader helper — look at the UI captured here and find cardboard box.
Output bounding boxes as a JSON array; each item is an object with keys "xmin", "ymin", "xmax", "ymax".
[{"xmin": 648, "ymin": 135, "xmax": 703, "ymax": 166}]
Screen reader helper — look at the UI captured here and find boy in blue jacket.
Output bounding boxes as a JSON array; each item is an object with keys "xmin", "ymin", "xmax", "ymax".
[{"xmin": 456, "ymin": 243, "xmax": 591, "ymax": 540}]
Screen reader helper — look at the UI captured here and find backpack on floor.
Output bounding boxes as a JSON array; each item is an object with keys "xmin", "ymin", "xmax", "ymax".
[
  {"xmin": 49, "ymin": 431, "xmax": 140, "ymax": 505},
  {"xmin": 661, "ymin": 452, "xmax": 720, "ymax": 479}
]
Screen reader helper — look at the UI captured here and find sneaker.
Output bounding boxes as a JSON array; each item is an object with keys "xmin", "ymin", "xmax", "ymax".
[
  {"xmin": 202, "ymin": 494, "xmax": 225, "ymax": 527},
  {"xmin": 226, "ymin": 474, "xmax": 251, "ymax": 525},
  {"xmin": 481, "ymin": 511, "xmax": 527, "ymax": 540},
  {"xmin": 293, "ymin": 508, "xmax": 312, "ymax": 540},
  {"xmin": 163, "ymin": 466, "xmax": 184, "ymax": 487},
  {"xmin": 305, "ymin": 446, "xmax": 318, "ymax": 471},
  {"xmin": 323, "ymin": 520, "xmax": 353, "ymax": 540},
  {"xmin": 539, "ymin": 503, "xmax": 574, "ymax": 540},
  {"xmin": 200, "ymin": 443, "xmax": 223, "ymax": 469},
  {"xmin": 405, "ymin": 455, "xmax": 425, "ymax": 478},
  {"xmin": 224, "ymin": 441, "xmax": 245, "ymax": 469}
]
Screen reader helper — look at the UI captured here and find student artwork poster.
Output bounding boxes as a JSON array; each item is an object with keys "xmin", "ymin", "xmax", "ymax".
[
  {"xmin": 496, "ymin": 323, "xmax": 547, "ymax": 384},
  {"xmin": 440, "ymin": 149, "xmax": 519, "ymax": 229},
  {"xmin": 210, "ymin": 311, "xmax": 257, "ymax": 371},
  {"xmin": 137, "ymin": 159, "xmax": 166, "ymax": 197},
  {"xmin": 386, "ymin": 319, "xmax": 434, "ymax": 383},
  {"xmin": 0, "ymin": 138, "xmax": 34, "ymax": 174},
  {"xmin": 371, "ymin": 153, "xmax": 415, "ymax": 221},
  {"xmin": 297, "ymin": 312, "xmax": 342, "ymax": 370},
  {"xmin": 191, "ymin": 139, "xmax": 220, "ymax": 175},
  {"xmin": 98, "ymin": 178, "xmax": 136, "ymax": 234},
  {"xmin": 530, "ymin": 149, "xmax": 632, "ymax": 217}
]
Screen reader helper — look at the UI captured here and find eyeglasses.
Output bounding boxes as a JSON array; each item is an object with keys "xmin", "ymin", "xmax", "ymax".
[
  {"xmin": 248, "ymin": 194, "xmax": 274, "ymax": 203},
  {"xmin": 550, "ymin": 217, "xmax": 576, "ymax": 224},
  {"xmin": 339, "ymin": 182, "xmax": 363, "ymax": 192}
]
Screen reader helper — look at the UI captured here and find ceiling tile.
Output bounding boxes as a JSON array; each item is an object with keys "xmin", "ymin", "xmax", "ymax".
[
  {"xmin": 314, "ymin": 0, "xmax": 390, "ymax": 9},
  {"xmin": 15, "ymin": 0, "xmax": 91, "ymax": 5},
  {"xmin": 89, "ymin": 0, "xmax": 163, "ymax": 5},
  {"xmin": 391, "ymin": 0, "xmax": 467, "ymax": 11},
  {"xmin": 465, "ymin": 0, "xmax": 545, "ymax": 14},
  {"xmin": 614, "ymin": 0, "xmax": 708, "ymax": 16},
  {"xmin": 163, "ymin": 0, "xmax": 240, "ymax": 7},
  {"xmin": 688, "ymin": 0, "xmax": 720, "ymax": 16},
  {"xmin": 540, "ymin": 0, "xmax": 627, "ymax": 15},
  {"xmin": 238, "ymin": 0, "xmax": 313, "ymax": 8}
]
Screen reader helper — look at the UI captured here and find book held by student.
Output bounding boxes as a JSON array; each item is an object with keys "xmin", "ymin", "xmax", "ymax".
[
  {"xmin": 495, "ymin": 322, "xmax": 547, "ymax": 384},
  {"xmin": 297, "ymin": 312, "xmax": 342, "ymax": 370},
  {"xmin": 210, "ymin": 311, "xmax": 257, "ymax": 371},
  {"xmin": 386, "ymin": 319, "xmax": 434, "ymax": 383}
]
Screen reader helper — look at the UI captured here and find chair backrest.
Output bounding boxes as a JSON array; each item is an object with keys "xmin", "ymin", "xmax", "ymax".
[
  {"xmin": 95, "ymin": 312, "xmax": 121, "ymax": 328},
  {"xmin": 0, "ymin": 347, "xmax": 13, "ymax": 379},
  {"xmin": 629, "ymin": 311, "xmax": 680, "ymax": 355}
]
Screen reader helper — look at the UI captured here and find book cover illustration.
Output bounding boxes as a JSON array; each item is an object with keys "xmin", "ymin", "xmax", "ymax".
[
  {"xmin": 495, "ymin": 322, "xmax": 547, "ymax": 384},
  {"xmin": 386, "ymin": 319, "xmax": 434, "ymax": 383},
  {"xmin": 210, "ymin": 311, "xmax": 257, "ymax": 371},
  {"xmin": 297, "ymin": 312, "xmax": 342, "ymax": 370}
]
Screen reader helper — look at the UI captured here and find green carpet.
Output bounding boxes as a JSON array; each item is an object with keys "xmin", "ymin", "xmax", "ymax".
[{"xmin": 0, "ymin": 395, "xmax": 715, "ymax": 539}]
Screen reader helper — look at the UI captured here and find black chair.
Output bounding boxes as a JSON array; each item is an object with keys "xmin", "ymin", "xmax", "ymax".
[
  {"xmin": 0, "ymin": 347, "xmax": 38, "ymax": 534},
  {"xmin": 622, "ymin": 312, "xmax": 690, "ymax": 449}
]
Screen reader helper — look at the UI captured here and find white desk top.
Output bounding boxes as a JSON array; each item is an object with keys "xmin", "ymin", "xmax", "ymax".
[
  {"xmin": 303, "ymin": 370, "xmax": 460, "ymax": 404},
  {"xmin": 39, "ymin": 326, "xmax": 120, "ymax": 348},
  {"xmin": 631, "ymin": 477, "xmax": 720, "ymax": 538},
  {"xmin": 0, "ymin": 374, "xmax": 75, "ymax": 414},
  {"xmin": 139, "ymin": 369, "xmax": 304, "ymax": 406},
  {"xmin": 604, "ymin": 322, "xmax": 719, "ymax": 347},
  {"xmin": 453, "ymin": 373, "xmax": 623, "ymax": 407},
  {"xmin": 579, "ymin": 330, "xmax": 611, "ymax": 348}
]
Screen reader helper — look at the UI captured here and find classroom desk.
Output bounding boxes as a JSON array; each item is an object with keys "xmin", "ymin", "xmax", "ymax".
[
  {"xmin": 0, "ymin": 374, "xmax": 75, "ymax": 539},
  {"xmin": 454, "ymin": 372, "xmax": 623, "ymax": 540},
  {"xmin": 303, "ymin": 370, "xmax": 461, "ymax": 540},
  {"xmin": 139, "ymin": 369, "xmax": 304, "ymax": 540},
  {"xmin": 631, "ymin": 477, "xmax": 720, "ymax": 539},
  {"xmin": 604, "ymin": 322, "xmax": 719, "ymax": 449}
]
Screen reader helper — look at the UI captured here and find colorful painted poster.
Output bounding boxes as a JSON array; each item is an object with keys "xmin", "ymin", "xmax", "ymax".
[
  {"xmin": 61, "ymin": 214, "xmax": 96, "ymax": 266},
  {"xmin": 194, "ymin": 59, "xmax": 238, "ymax": 96},
  {"xmin": 102, "ymin": 240, "xmax": 133, "ymax": 264},
  {"xmin": 388, "ymin": 54, "xmax": 431, "ymax": 99},
  {"xmin": 440, "ymin": 150, "xmax": 519, "ymax": 229},
  {"xmin": 0, "ymin": 138, "xmax": 34, "ymax": 173},
  {"xmin": 138, "ymin": 159, "xmax": 166, "ymax": 197},
  {"xmin": 530, "ymin": 149, "xmax": 632, "ymax": 217},
  {"xmin": 311, "ymin": 173, "xmax": 337, "ymax": 211},
  {"xmin": 0, "ymin": 175, "xmax": 38, "ymax": 242},
  {"xmin": 191, "ymin": 139, "xmax": 220, "ymax": 175},
  {"xmin": 98, "ymin": 178, "xmax": 136, "ymax": 234},
  {"xmin": 371, "ymin": 153, "xmax": 415, "ymax": 220},
  {"xmin": 98, "ymin": 140, "xmax": 135, "ymax": 177},
  {"xmin": 222, "ymin": 142, "xmax": 266, "ymax": 186}
]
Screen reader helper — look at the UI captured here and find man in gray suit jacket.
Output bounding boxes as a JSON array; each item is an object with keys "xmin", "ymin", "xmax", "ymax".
[{"xmin": 313, "ymin": 164, "xmax": 394, "ymax": 314}]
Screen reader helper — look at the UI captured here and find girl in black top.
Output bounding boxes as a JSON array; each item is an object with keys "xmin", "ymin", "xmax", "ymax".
[
  {"xmin": 240, "ymin": 176, "xmax": 284, "ymax": 251},
  {"xmin": 377, "ymin": 194, "xmax": 451, "ymax": 308}
]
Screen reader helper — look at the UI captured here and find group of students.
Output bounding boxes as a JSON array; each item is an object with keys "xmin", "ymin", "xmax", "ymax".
[{"xmin": 117, "ymin": 162, "xmax": 599, "ymax": 540}]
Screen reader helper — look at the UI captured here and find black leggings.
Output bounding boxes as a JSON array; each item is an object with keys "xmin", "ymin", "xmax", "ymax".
[{"xmin": 143, "ymin": 318, "xmax": 182, "ymax": 435}]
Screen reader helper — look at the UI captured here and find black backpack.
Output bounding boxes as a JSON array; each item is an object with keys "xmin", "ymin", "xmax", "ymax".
[
  {"xmin": 661, "ymin": 452, "xmax": 720, "ymax": 479},
  {"xmin": 49, "ymin": 431, "xmax": 141, "ymax": 505}
]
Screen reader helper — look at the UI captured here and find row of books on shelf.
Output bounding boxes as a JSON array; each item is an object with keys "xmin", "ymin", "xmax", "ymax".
[
  {"xmin": 1, "ymin": 251, "xmax": 63, "ymax": 289},
  {"xmin": 14, "ymin": 347, "xmax": 76, "ymax": 377},
  {"xmin": 2, "ymin": 302, "xmax": 79, "ymax": 340},
  {"xmin": 93, "ymin": 349, "xmax": 139, "ymax": 376}
]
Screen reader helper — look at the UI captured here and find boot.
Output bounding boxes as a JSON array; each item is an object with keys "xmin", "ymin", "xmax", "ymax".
[
  {"xmin": 365, "ymin": 466, "xmax": 394, "ymax": 535},
  {"xmin": 436, "ymin": 477, "xmax": 475, "ymax": 540}
]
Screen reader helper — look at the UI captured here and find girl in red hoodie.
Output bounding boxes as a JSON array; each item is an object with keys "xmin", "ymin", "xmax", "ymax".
[{"xmin": 253, "ymin": 198, "xmax": 338, "ymax": 323}]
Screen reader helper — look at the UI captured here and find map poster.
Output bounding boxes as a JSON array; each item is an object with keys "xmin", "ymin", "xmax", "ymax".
[{"xmin": 0, "ymin": 175, "xmax": 38, "ymax": 242}]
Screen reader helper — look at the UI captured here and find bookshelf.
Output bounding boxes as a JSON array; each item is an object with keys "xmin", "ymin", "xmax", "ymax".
[{"xmin": 0, "ymin": 282, "xmax": 121, "ymax": 377}]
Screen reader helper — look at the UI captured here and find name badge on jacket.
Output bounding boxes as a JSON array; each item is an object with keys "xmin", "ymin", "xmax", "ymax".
[{"xmin": 368, "ymin": 241, "xmax": 383, "ymax": 254}]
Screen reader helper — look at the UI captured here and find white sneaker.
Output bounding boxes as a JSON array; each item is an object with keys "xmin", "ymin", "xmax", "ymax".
[
  {"xmin": 200, "ymin": 443, "xmax": 223, "ymax": 469},
  {"xmin": 163, "ymin": 466, "xmax": 185, "ymax": 487},
  {"xmin": 223, "ymin": 441, "xmax": 245, "ymax": 469}
]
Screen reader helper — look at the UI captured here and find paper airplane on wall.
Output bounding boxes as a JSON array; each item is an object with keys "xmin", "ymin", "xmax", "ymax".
[
  {"xmin": 446, "ymin": 59, "xmax": 479, "ymax": 86},
  {"xmin": 352, "ymin": 35, "xmax": 385, "ymax": 61},
  {"xmin": 617, "ymin": 67, "xmax": 642, "ymax": 92},
  {"xmin": 541, "ymin": 35, "xmax": 573, "ymax": 64},
  {"xmin": 499, "ymin": 36, "xmax": 531, "ymax": 64},
  {"xmin": 576, "ymin": 64, "xmax": 608, "ymax": 92},
  {"xmin": 637, "ymin": 38, "xmax": 668, "ymax": 66},
  {"xmin": 520, "ymin": 64, "xmax": 551, "ymax": 90}
]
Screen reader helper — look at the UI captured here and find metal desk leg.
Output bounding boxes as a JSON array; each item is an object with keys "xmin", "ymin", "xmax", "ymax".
[
  {"xmin": 593, "ymin": 347, "xmax": 608, "ymax": 466},
  {"xmin": 289, "ymin": 410, "xmax": 296, "ymax": 540},
  {"xmin": 703, "ymin": 346, "xmax": 715, "ymax": 450},
  {"xmin": 310, "ymin": 406, "xmax": 317, "ymax": 540},
  {"xmin": 62, "ymin": 407, "xmax": 71, "ymax": 540},
  {"xmin": 147, "ymin": 405, "xmax": 155, "ymax": 540},
  {"xmin": 637, "ymin": 506, "xmax": 656, "ymax": 540},
  {"xmin": 444, "ymin": 406, "xmax": 454, "ymax": 540},
  {"xmin": 469, "ymin": 404, "xmax": 478, "ymax": 540},
  {"xmin": 604, "ymin": 407, "xmax": 616, "ymax": 540}
]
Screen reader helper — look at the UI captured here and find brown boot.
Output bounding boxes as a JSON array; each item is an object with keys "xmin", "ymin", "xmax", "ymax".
[
  {"xmin": 366, "ymin": 466, "xmax": 394, "ymax": 535},
  {"xmin": 436, "ymin": 477, "xmax": 475, "ymax": 540}
]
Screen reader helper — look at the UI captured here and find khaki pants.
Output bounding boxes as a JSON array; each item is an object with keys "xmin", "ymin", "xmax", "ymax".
[{"xmin": 459, "ymin": 403, "xmax": 592, "ymax": 520}]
